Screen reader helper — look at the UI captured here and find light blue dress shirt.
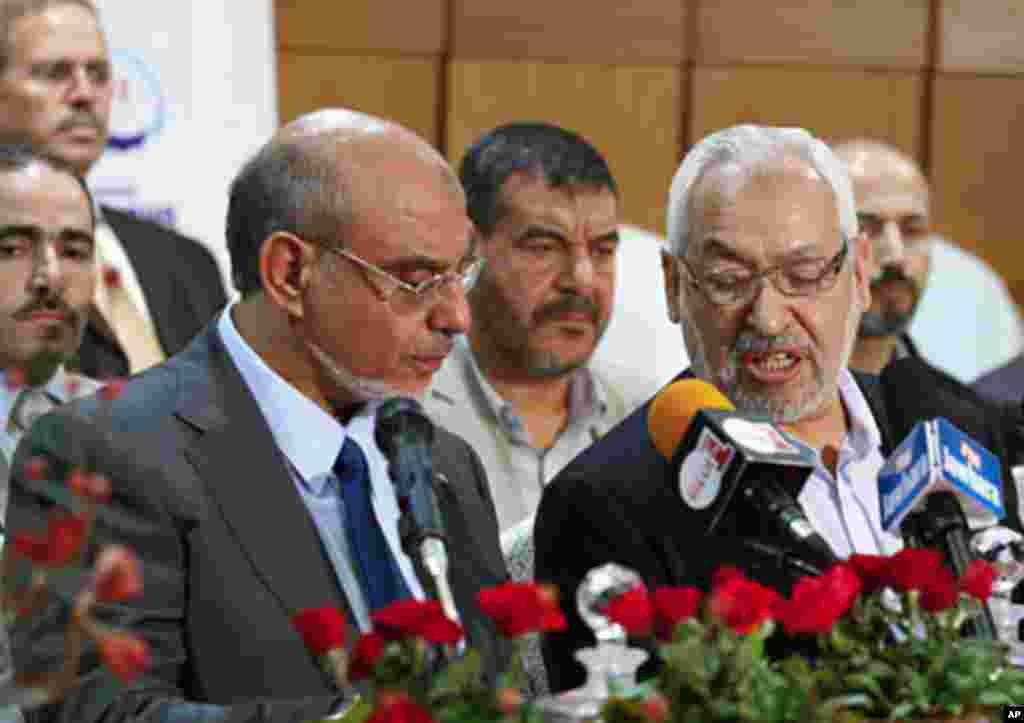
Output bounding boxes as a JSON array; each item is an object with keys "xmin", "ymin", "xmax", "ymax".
[{"xmin": 217, "ymin": 304, "xmax": 424, "ymax": 632}]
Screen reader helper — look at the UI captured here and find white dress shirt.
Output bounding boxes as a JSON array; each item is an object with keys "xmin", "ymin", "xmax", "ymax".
[{"xmin": 798, "ymin": 368, "xmax": 904, "ymax": 559}]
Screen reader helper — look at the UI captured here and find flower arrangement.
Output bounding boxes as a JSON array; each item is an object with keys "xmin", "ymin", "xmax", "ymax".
[
  {"xmin": 1, "ymin": 464, "xmax": 149, "ymax": 706},
  {"xmin": 0, "ymin": 376, "xmax": 150, "ymax": 709},
  {"xmin": 290, "ymin": 582, "xmax": 567, "ymax": 723},
  {"xmin": 599, "ymin": 548, "xmax": 1024, "ymax": 723}
]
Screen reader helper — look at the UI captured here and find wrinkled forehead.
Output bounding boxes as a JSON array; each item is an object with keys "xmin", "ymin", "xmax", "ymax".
[
  {"xmin": 688, "ymin": 159, "xmax": 840, "ymax": 257},
  {"xmin": 852, "ymin": 170, "xmax": 930, "ymax": 220}
]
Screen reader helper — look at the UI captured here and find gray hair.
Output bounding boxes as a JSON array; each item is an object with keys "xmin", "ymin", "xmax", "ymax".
[{"xmin": 665, "ymin": 125, "xmax": 859, "ymax": 258}]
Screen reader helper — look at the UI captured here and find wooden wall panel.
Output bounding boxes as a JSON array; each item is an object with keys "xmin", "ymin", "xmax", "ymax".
[
  {"xmin": 274, "ymin": 0, "xmax": 445, "ymax": 54},
  {"xmin": 939, "ymin": 1, "xmax": 1024, "ymax": 73},
  {"xmin": 446, "ymin": 61, "xmax": 682, "ymax": 233},
  {"xmin": 690, "ymin": 67, "xmax": 923, "ymax": 160},
  {"xmin": 450, "ymin": 0, "xmax": 689, "ymax": 64},
  {"xmin": 697, "ymin": 1, "xmax": 929, "ymax": 68},
  {"xmin": 277, "ymin": 54, "xmax": 441, "ymax": 145},
  {"xmin": 930, "ymin": 74, "xmax": 1024, "ymax": 299}
]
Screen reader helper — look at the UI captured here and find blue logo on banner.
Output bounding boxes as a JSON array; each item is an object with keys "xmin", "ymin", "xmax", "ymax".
[{"xmin": 107, "ymin": 49, "xmax": 167, "ymax": 151}]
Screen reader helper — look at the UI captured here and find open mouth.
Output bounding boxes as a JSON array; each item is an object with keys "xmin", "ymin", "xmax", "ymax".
[{"xmin": 741, "ymin": 350, "xmax": 802, "ymax": 383}]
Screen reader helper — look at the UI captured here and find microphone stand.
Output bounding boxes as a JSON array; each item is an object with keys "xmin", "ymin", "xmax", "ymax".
[
  {"xmin": 396, "ymin": 495, "xmax": 461, "ymax": 628},
  {"xmin": 739, "ymin": 538, "xmax": 826, "ymax": 579},
  {"xmin": 903, "ymin": 495, "xmax": 998, "ymax": 641}
]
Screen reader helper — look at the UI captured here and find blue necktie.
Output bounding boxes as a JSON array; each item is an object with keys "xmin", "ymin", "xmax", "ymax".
[{"xmin": 335, "ymin": 436, "xmax": 409, "ymax": 611}]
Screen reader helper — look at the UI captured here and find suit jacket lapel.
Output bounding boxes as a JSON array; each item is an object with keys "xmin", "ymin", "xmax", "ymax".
[
  {"xmin": 177, "ymin": 326, "xmax": 349, "ymax": 619},
  {"xmin": 851, "ymin": 370, "xmax": 896, "ymax": 455}
]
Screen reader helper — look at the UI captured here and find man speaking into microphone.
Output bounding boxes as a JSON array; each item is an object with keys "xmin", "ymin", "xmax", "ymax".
[{"xmin": 533, "ymin": 125, "xmax": 1024, "ymax": 693}]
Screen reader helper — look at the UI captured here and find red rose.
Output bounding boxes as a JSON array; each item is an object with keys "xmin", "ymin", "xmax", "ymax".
[
  {"xmin": 920, "ymin": 565, "xmax": 960, "ymax": 612},
  {"xmin": 94, "ymin": 545, "xmax": 143, "ymax": 602},
  {"xmin": 46, "ymin": 511, "xmax": 87, "ymax": 565},
  {"xmin": 292, "ymin": 607, "xmax": 348, "ymax": 656},
  {"xmin": 98, "ymin": 632, "xmax": 149, "ymax": 683},
  {"xmin": 959, "ymin": 559, "xmax": 997, "ymax": 602},
  {"xmin": 712, "ymin": 565, "xmax": 745, "ymax": 587},
  {"xmin": 366, "ymin": 693, "xmax": 435, "ymax": 723},
  {"xmin": 10, "ymin": 511, "xmax": 86, "ymax": 565},
  {"xmin": 371, "ymin": 599, "xmax": 463, "ymax": 645},
  {"xmin": 10, "ymin": 530, "xmax": 50, "ymax": 564},
  {"xmin": 68, "ymin": 469, "xmax": 112, "ymax": 502},
  {"xmin": 99, "ymin": 378, "xmax": 127, "ymax": 402},
  {"xmin": 23, "ymin": 457, "xmax": 48, "ymax": 482},
  {"xmin": 640, "ymin": 692, "xmax": 670, "ymax": 723},
  {"xmin": 496, "ymin": 686, "xmax": 523, "ymax": 714},
  {"xmin": 652, "ymin": 587, "xmax": 703, "ymax": 641},
  {"xmin": 349, "ymin": 632, "xmax": 386, "ymax": 682},
  {"xmin": 884, "ymin": 548, "xmax": 946, "ymax": 593},
  {"xmin": 847, "ymin": 553, "xmax": 891, "ymax": 593},
  {"xmin": 708, "ymin": 568, "xmax": 780, "ymax": 634},
  {"xmin": 778, "ymin": 564, "xmax": 862, "ymax": 635},
  {"xmin": 477, "ymin": 582, "xmax": 566, "ymax": 637},
  {"xmin": 602, "ymin": 586, "xmax": 654, "ymax": 636}
]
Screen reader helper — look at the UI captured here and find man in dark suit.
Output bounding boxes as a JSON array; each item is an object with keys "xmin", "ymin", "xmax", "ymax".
[
  {"xmin": 534, "ymin": 125, "xmax": 1024, "ymax": 692},
  {"xmin": 7, "ymin": 108, "xmax": 509, "ymax": 722},
  {"xmin": 0, "ymin": 0, "xmax": 226, "ymax": 380}
]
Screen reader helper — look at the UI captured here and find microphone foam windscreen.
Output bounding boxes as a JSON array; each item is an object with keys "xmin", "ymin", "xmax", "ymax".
[{"xmin": 647, "ymin": 378, "xmax": 735, "ymax": 460}]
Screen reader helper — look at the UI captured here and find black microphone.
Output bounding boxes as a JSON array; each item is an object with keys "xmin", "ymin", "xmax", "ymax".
[
  {"xmin": 648, "ymin": 379, "xmax": 838, "ymax": 576},
  {"xmin": 375, "ymin": 397, "xmax": 458, "ymax": 624},
  {"xmin": 375, "ymin": 397, "xmax": 444, "ymax": 538}
]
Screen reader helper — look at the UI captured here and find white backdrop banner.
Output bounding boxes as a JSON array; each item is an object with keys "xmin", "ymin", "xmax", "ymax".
[{"xmin": 90, "ymin": 0, "xmax": 278, "ymax": 293}]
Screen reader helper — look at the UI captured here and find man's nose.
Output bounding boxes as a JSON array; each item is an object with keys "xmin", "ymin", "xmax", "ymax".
[
  {"xmin": 428, "ymin": 281, "xmax": 472, "ymax": 336},
  {"xmin": 28, "ymin": 245, "xmax": 64, "ymax": 293},
  {"xmin": 745, "ymin": 276, "xmax": 790, "ymax": 337},
  {"xmin": 556, "ymin": 247, "xmax": 597, "ymax": 293},
  {"xmin": 67, "ymin": 66, "xmax": 105, "ymax": 107},
  {"xmin": 875, "ymin": 221, "xmax": 907, "ymax": 268}
]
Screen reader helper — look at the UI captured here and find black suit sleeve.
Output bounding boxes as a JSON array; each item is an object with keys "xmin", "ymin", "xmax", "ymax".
[
  {"xmin": 428, "ymin": 429, "xmax": 512, "ymax": 682},
  {"xmin": 7, "ymin": 410, "xmax": 349, "ymax": 723}
]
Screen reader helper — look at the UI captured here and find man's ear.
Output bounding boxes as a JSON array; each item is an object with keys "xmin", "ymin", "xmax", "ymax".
[
  {"xmin": 260, "ymin": 232, "xmax": 315, "ymax": 319},
  {"xmin": 662, "ymin": 251, "xmax": 682, "ymax": 324}
]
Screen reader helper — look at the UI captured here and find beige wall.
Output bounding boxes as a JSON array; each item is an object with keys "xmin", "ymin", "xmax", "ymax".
[{"xmin": 276, "ymin": 0, "xmax": 1024, "ymax": 303}]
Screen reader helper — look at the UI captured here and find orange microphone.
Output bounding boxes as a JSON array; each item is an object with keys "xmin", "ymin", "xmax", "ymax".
[
  {"xmin": 646, "ymin": 378, "xmax": 835, "ymax": 574},
  {"xmin": 648, "ymin": 379, "xmax": 735, "ymax": 463}
]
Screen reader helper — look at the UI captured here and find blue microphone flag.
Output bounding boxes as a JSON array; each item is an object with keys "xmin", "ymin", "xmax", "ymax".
[{"xmin": 878, "ymin": 418, "xmax": 1004, "ymax": 532}]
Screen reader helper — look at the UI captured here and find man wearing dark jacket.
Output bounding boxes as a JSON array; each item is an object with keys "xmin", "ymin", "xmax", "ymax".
[{"xmin": 534, "ymin": 125, "xmax": 1024, "ymax": 693}]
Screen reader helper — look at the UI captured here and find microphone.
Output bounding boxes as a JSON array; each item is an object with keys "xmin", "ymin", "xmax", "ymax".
[
  {"xmin": 375, "ymin": 397, "xmax": 459, "ymax": 625},
  {"xmin": 647, "ymin": 379, "xmax": 837, "ymax": 575},
  {"xmin": 878, "ymin": 418, "xmax": 1005, "ymax": 534},
  {"xmin": 877, "ymin": 418, "xmax": 1005, "ymax": 639}
]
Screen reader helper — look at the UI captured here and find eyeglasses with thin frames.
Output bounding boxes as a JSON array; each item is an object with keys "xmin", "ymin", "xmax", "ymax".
[
  {"xmin": 678, "ymin": 236, "xmax": 850, "ymax": 307},
  {"xmin": 317, "ymin": 242, "xmax": 484, "ymax": 308}
]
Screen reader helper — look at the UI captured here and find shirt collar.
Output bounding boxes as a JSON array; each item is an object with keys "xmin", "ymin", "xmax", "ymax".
[
  {"xmin": 218, "ymin": 302, "xmax": 358, "ymax": 493},
  {"xmin": 455, "ymin": 335, "xmax": 609, "ymax": 439},
  {"xmin": 837, "ymin": 366, "xmax": 883, "ymax": 456},
  {"xmin": 0, "ymin": 365, "xmax": 71, "ymax": 428}
]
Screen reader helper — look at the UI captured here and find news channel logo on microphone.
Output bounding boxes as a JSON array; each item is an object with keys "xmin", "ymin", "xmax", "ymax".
[
  {"xmin": 678, "ymin": 427, "xmax": 735, "ymax": 510},
  {"xmin": 879, "ymin": 417, "xmax": 1004, "ymax": 531}
]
